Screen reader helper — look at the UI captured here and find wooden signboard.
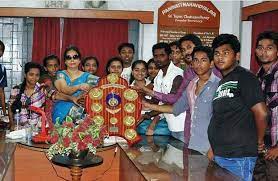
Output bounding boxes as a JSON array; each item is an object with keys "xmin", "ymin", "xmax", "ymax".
[{"xmin": 158, "ymin": 1, "xmax": 220, "ymax": 46}]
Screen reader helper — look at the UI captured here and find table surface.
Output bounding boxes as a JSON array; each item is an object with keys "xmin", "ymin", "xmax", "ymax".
[
  {"xmin": 16, "ymin": 136, "xmax": 117, "ymax": 152},
  {"xmin": 0, "ymin": 131, "xmax": 240, "ymax": 181},
  {"xmin": 118, "ymin": 135, "xmax": 240, "ymax": 181}
]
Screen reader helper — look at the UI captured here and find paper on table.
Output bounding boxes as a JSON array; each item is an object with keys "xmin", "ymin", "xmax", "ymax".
[
  {"xmin": 6, "ymin": 129, "xmax": 27, "ymax": 139},
  {"xmin": 104, "ymin": 136, "xmax": 127, "ymax": 145}
]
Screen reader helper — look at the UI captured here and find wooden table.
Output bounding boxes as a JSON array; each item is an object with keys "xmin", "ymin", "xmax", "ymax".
[
  {"xmin": 51, "ymin": 154, "xmax": 103, "ymax": 181},
  {"xmin": 0, "ymin": 132, "xmax": 240, "ymax": 181}
]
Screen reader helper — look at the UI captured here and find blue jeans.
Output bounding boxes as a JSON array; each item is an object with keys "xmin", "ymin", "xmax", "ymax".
[{"xmin": 214, "ymin": 156, "xmax": 257, "ymax": 181}]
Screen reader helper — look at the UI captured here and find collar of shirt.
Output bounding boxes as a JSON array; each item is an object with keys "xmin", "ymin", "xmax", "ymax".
[
  {"xmin": 22, "ymin": 82, "xmax": 42, "ymax": 100},
  {"xmin": 191, "ymin": 71, "xmax": 218, "ymax": 87},
  {"xmin": 257, "ymin": 61, "xmax": 278, "ymax": 79}
]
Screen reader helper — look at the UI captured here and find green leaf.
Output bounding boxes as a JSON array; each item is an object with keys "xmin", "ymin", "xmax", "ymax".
[
  {"xmin": 78, "ymin": 132, "xmax": 85, "ymax": 139},
  {"xmin": 55, "ymin": 118, "xmax": 61, "ymax": 126},
  {"xmin": 65, "ymin": 116, "xmax": 73, "ymax": 123}
]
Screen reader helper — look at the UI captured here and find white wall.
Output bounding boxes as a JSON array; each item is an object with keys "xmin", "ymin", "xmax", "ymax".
[{"xmin": 242, "ymin": 0, "xmax": 263, "ymax": 7}]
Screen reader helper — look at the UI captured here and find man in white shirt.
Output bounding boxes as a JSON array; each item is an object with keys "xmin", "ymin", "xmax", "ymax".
[
  {"xmin": 151, "ymin": 42, "xmax": 185, "ymax": 142},
  {"xmin": 118, "ymin": 43, "xmax": 134, "ymax": 84}
]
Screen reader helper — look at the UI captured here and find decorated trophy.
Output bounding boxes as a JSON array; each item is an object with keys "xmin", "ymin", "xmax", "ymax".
[{"xmin": 85, "ymin": 73, "xmax": 142, "ymax": 145}]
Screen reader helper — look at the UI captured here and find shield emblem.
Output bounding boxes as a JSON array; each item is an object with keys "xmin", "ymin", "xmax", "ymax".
[{"xmin": 85, "ymin": 73, "xmax": 142, "ymax": 144}]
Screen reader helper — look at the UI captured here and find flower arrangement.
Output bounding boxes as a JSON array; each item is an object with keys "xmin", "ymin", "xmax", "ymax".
[{"xmin": 47, "ymin": 116, "xmax": 107, "ymax": 160}]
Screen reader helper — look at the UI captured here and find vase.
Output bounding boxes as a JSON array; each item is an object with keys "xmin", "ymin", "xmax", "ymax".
[{"xmin": 69, "ymin": 149, "xmax": 89, "ymax": 160}]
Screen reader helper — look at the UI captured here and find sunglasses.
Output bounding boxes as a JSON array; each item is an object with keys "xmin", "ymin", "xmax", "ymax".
[{"xmin": 65, "ymin": 54, "xmax": 80, "ymax": 61}]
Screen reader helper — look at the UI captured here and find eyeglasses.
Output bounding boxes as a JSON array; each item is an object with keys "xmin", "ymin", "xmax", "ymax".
[{"xmin": 65, "ymin": 54, "xmax": 80, "ymax": 61}]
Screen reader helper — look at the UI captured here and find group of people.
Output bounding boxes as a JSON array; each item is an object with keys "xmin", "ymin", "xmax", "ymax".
[{"xmin": 0, "ymin": 30, "xmax": 277, "ymax": 180}]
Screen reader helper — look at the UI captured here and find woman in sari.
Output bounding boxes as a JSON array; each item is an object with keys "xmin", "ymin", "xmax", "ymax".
[
  {"xmin": 8, "ymin": 62, "xmax": 45, "ymax": 130},
  {"xmin": 52, "ymin": 45, "xmax": 99, "ymax": 123}
]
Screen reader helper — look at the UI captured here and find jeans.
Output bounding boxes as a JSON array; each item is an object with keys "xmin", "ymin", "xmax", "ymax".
[
  {"xmin": 214, "ymin": 156, "xmax": 257, "ymax": 181},
  {"xmin": 171, "ymin": 131, "xmax": 185, "ymax": 143},
  {"xmin": 136, "ymin": 118, "xmax": 171, "ymax": 136}
]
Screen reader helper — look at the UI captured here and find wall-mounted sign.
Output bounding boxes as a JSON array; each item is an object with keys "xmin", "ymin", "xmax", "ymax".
[{"xmin": 158, "ymin": 1, "xmax": 220, "ymax": 46}]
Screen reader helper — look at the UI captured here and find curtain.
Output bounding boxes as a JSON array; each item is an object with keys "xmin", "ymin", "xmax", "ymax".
[
  {"xmin": 62, "ymin": 18, "xmax": 128, "ymax": 76},
  {"xmin": 249, "ymin": 10, "xmax": 278, "ymax": 73},
  {"xmin": 32, "ymin": 18, "xmax": 61, "ymax": 65}
]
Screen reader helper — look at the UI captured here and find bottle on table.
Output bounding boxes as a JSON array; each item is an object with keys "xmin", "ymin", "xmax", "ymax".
[{"xmin": 14, "ymin": 109, "xmax": 20, "ymax": 130}]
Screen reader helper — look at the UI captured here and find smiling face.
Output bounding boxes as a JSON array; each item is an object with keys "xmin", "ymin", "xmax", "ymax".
[
  {"xmin": 26, "ymin": 68, "xmax": 40, "ymax": 86},
  {"xmin": 83, "ymin": 58, "xmax": 98, "ymax": 75},
  {"xmin": 132, "ymin": 63, "xmax": 147, "ymax": 82},
  {"xmin": 213, "ymin": 44, "xmax": 239, "ymax": 76},
  {"xmin": 180, "ymin": 40, "xmax": 195, "ymax": 64},
  {"xmin": 147, "ymin": 61, "xmax": 159, "ymax": 80},
  {"xmin": 64, "ymin": 50, "xmax": 81, "ymax": 69},
  {"xmin": 192, "ymin": 51, "xmax": 212, "ymax": 76},
  {"xmin": 256, "ymin": 38, "xmax": 278, "ymax": 65}
]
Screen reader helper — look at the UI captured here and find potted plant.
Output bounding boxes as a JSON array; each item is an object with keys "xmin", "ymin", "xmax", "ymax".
[{"xmin": 46, "ymin": 116, "xmax": 107, "ymax": 160}]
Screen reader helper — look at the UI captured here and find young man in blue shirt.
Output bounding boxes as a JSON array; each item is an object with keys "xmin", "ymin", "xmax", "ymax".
[{"xmin": 142, "ymin": 45, "xmax": 220, "ymax": 157}]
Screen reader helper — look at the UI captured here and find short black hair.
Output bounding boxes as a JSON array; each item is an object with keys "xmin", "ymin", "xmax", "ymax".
[
  {"xmin": 81, "ymin": 56, "xmax": 99, "ymax": 67},
  {"xmin": 105, "ymin": 56, "xmax": 123, "ymax": 75},
  {"xmin": 63, "ymin": 45, "xmax": 81, "ymax": 61},
  {"xmin": 212, "ymin": 34, "xmax": 240, "ymax": 53},
  {"xmin": 152, "ymin": 42, "xmax": 171, "ymax": 56},
  {"xmin": 192, "ymin": 46, "xmax": 213, "ymax": 62},
  {"xmin": 43, "ymin": 54, "xmax": 60, "ymax": 67},
  {"xmin": 169, "ymin": 41, "xmax": 181, "ymax": 49},
  {"xmin": 256, "ymin": 31, "xmax": 278, "ymax": 48},
  {"xmin": 118, "ymin": 43, "xmax": 135, "ymax": 54},
  {"xmin": 0, "ymin": 40, "xmax": 5, "ymax": 52},
  {"xmin": 179, "ymin": 34, "xmax": 202, "ymax": 47},
  {"xmin": 25, "ymin": 62, "xmax": 43, "ymax": 74}
]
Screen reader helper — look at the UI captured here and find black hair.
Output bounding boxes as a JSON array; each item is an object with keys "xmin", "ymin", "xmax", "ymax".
[
  {"xmin": 192, "ymin": 46, "xmax": 213, "ymax": 62},
  {"xmin": 117, "ymin": 43, "xmax": 135, "ymax": 54},
  {"xmin": 81, "ymin": 56, "xmax": 99, "ymax": 68},
  {"xmin": 129, "ymin": 60, "xmax": 148, "ymax": 84},
  {"xmin": 43, "ymin": 54, "xmax": 60, "ymax": 67},
  {"xmin": 256, "ymin": 31, "xmax": 278, "ymax": 48},
  {"xmin": 169, "ymin": 41, "xmax": 181, "ymax": 49},
  {"xmin": 179, "ymin": 34, "xmax": 202, "ymax": 47},
  {"xmin": 105, "ymin": 56, "xmax": 124, "ymax": 75},
  {"xmin": 146, "ymin": 58, "xmax": 157, "ymax": 84},
  {"xmin": 11, "ymin": 62, "xmax": 43, "ymax": 114},
  {"xmin": 147, "ymin": 58, "xmax": 155, "ymax": 68},
  {"xmin": 212, "ymin": 34, "xmax": 240, "ymax": 54},
  {"xmin": 63, "ymin": 45, "xmax": 81, "ymax": 61},
  {"xmin": 0, "ymin": 40, "xmax": 5, "ymax": 52},
  {"xmin": 152, "ymin": 42, "xmax": 172, "ymax": 56}
]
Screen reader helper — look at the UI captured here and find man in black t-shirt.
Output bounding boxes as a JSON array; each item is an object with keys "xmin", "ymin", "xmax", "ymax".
[{"xmin": 207, "ymin": 34, "xmax": 268, "ymax": 181}]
